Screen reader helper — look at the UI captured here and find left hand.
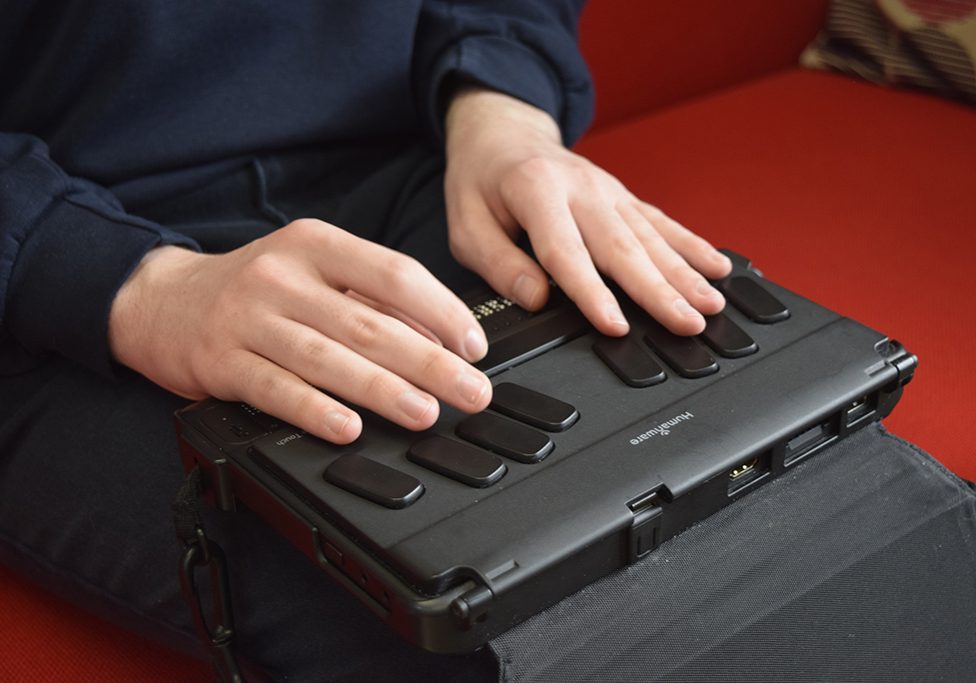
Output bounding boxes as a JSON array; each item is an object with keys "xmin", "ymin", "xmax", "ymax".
[{"xmin": 444, "ymin": 87, "xmax": 732, "ymax": 337}]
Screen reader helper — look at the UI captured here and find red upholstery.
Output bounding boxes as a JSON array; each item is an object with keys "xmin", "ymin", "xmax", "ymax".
[
  {"xmin": 2, "ymin": 2, "xmax": 972, "ymax": 680},
  {"xmin": 579, "ymin": 0, "xmax": 830, "ymax": 127}
]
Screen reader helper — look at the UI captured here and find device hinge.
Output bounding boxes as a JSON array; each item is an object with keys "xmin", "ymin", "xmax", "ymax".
[
  {"xmin": 450, "ymin": 584, "xmax": 494, "ymax": 631},
  {"xmin": 891, "ymin": 350, "xmax": 918, "ymax": 386}
]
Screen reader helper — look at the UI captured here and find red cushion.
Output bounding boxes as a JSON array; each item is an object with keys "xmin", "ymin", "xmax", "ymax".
[
  {"xmin": 0, "ymin": 563, "xmax": 210, "ymax": 681},
  {"xmin": 579, "ymin": 0, "xmax": 830, "ymax": 128},
  {"xmin": 575, "ymin": 68, "xmax": 976, "ymax": 481}
]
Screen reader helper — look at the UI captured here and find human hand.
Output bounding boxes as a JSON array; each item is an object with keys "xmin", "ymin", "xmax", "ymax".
[
  {"xmin": 108, "ymin": 220, "xmax": 492, "ymax": 444},
  {"xmin": 444, "ymin": 87, "xmax": 732, "ymax": 337}
]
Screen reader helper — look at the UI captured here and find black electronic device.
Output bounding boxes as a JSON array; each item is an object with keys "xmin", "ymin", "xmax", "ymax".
[{"xmin": 174, "ymin": 251, "xmax": 916, "ymax": 653}]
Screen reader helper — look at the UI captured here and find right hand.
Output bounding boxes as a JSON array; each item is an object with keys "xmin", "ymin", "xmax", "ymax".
[{"xmin": 108, "ymin": 219, "xmax": 492, "ymax": 444}]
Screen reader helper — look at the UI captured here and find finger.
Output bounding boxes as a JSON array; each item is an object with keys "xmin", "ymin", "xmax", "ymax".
[
  {"xmin": 266, "ymin": 296, "xmax": 492, "ymax": 416},
  {"xmin": 344, "ymin": 289, "xmax": 443, "ymax": 347},
  {"xmin": 215, "ymin": 349, "xmax": 363, "ymax": 445},
  {"xmin": 636, "ymin": 203, "xmax": 732, "ymax": 280},
  {"xmin": 620, "ymin": 202, "xmax": 726, "ymax": 317},
  {"xmin": 448, "ymin": 196, "xmax": 551, "ymax": 311},
  {"xmin": 507, "ymin": 189, "xmax": 629, "ymax": 336},
  {"xmin": 315, "ymin": 228, "xmax": 488, "ymax": 363},
  {"xmin": 577, "ymin": 202, "xmax": 707, "ymax": 336},
  {"xmin": 246, "ymin": 317, "xmax": 441, "ymax": 431}
]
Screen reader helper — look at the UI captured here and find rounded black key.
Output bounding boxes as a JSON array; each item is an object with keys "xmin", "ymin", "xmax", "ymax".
[
  {"xmin": 456, "ymin": 413, "xmax": 553, "ymax": 464},
  {"xmin": 718, "ymin": 276, "xmax": 790, "ymax": 324},
  {"xmin": 701, "ymin": 313, "xmax": 758, "ymax": 358},
  {"xmin": 324, "ymin": 454, "xmax": 424, "ymax": 509},
  {"xmin": 408, "ymin": 436, "xmax": 507, "ymax": 488},
  {"xmin": 642, "ymin": 320, "xmax": 718, "ymax": 379},
  {"xmin": 490, "ymin": 382, "xmax": 579, "ymax": 432},
  {"xmin": 593, "ymin": 336, "xmax": 667, "ymax": 388}
]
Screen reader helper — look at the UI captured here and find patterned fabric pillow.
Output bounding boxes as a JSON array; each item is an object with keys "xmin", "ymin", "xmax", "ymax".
[{"xmin": 801, "ymin": 0, "xmax": 976, "ymax": 103}]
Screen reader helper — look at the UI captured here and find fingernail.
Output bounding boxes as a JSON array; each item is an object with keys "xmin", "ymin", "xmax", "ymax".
[
  {"xmin": 457, "ymin": 373, "xmax": 489, "ymax": 405},
  {"xmin": 696, "ymin": 279, "xmax": 719, "ymax": 297},
  {"xmin": 398, "ymin": 391, "xmax": 436, "ymax": 423},
  {"xmin": 675, "ymin": 299, "xmax": 702, "ymax": 319},
  {"xmin": 606, "ymin": 302, "xmax": 629, "ymax": 332},
  {"xmin": 712, "ymin": 251, "xmax": 732, "ymax": 269},
  {"xmin": 325, "ymin": 411, "xmax": 358, "ymax": 438},
  {"xmin": 512, "ymin": 274, "xmax": 541, "ymax": 309},
  {"xmin": 462, "ymin": 327, "xmax": 488, "ymax": 361}
]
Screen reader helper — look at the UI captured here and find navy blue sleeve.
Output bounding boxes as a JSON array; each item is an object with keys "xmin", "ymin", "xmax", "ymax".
[
  {"xmin": 413, "ymin": 0, "xmax": 594, "ymax": 145},
  {"xmin": 0, "ymin": 133, "xmax": 199, "ymax": 377}
]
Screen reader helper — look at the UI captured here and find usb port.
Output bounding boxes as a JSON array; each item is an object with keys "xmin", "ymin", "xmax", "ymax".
[
  {"xmin": 845, "ymin": 395, "xmax": 874, "ymax": 426},
  {"xmin": 784, "ymin": 418, "xmax": 838, "ymax": 467},
  {"xmin": 728, "ymin": 451, "xmax": 770, "ymax": 496}
]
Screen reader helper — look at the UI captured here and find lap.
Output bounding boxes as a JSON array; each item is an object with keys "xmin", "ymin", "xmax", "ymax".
[{"xmin": 0, "ymin": 142, "xmax": 493, "ymax": 681}]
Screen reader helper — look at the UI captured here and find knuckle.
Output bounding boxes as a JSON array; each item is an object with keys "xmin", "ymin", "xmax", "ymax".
[
  {"xmin": 253, "ymin": 368, "xmax": 286, "ymax": 402},
  {"xmin": 362, "ymin": 370, "xmax": 397, "ymax": 402},
  {"xmin": 291, "ymin": 389, "xmax": 326, "ymax": 426},
  {"xmin": 418, "ymin": 345, "xmax": 448, "ymax": 379},
  {"xmin": 539, "ymin": 243, "xmax": 584, "ymax": 276},
  {"xmin": 641, "ymin": 202, "xmax": 666, "ymax": 223},
  {"xmin": 382, "ymin": 253, "xmax": 424, "ymax": 291},
  {"xmin": 243, "ymin": 252, "xmax": 287, "ymax": 287},
  {"xmin": 501, "ymin": 156, "xmax": 557, "ymax": 198},
  {"xmin": 347, "ymin": 313, "xmax": 385, "ymax": 350},
  {"xmin": 284, "ymin": 217, "xmax": 325, "ymax": 240},
  {"xmin": 606, "ymin": 229, "xmax": 639, "ymax": 259},
  {"xmin": 301, "ymin": 335, "xmax": 333, "ymax": 363},
  {"xmin": 208, "ymin": 349, "xmax": 250, "ymax": 397}
]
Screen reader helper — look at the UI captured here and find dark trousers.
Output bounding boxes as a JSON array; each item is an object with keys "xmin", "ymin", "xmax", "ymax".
[{"xmin": 0, "ymin": 142, "xmax": 498, "ymax": 682}]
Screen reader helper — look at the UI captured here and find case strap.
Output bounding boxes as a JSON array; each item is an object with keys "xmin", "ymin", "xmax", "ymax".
[{"xmin": 173, "ymin": 466, "xmax": 245, "ymax": 683}]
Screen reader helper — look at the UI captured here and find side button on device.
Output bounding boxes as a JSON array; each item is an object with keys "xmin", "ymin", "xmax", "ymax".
[
  {"xmin": 408, "ymin": 436, "xmax": 507, "ymax": 488},
  {"xmin": 456, "ymin": 413, "xmax": 553, "ymax": 464},
  {"xmin": 718, "ymin": 276, "xmax": 790, "ymax": 324},
  {"xmin": 489, "ymin": 382, "xmax": 579, "ymax": 432},
  {"xmin": 324, "ymin": 455, "xmax": 424, "ymax": 509},
  {"xmin": 593, "ymin": 336, "xmax": 667, "ymax": 387},
  {"xmin": 701, "ymin": 313, "xmax": 758, "ymax": 358}
]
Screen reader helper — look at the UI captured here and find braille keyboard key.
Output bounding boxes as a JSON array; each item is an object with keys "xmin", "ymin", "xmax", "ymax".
[
  {"xmin": 408, "ymin": 436, "xmax": 507, "ymax": 487},
  {"xmin": 593, "ymin": 336, "xmax": 667, "ymax": 387},
  {"xmin": 701, "ymin": 313, "xmax": 758, "ymax": 358},
  {"xmin": 718, "ymin": 276, "xmax": 790, "ymax": 323},
  {"xmin": 489, "ymin": 382, "xmax": 579, "ymax": 432},
  {"xmin": 324, "ymin": 454, "xmax": 424, "ymax": 509},
  {"xmin": 643, "ymin": 320, "xmax": 719, "ymax": 379},
  {"xmin": 456, "ymin": 413, "xmax": 553, "ymax": 464}
]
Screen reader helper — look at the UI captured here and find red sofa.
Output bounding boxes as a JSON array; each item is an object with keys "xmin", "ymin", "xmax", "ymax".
[{"xmin": 2, "ymin": 1, "xmax": 973, "ymax": 680}]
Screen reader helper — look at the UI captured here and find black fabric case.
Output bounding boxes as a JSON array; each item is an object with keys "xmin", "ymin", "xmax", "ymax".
[{"xmin": 492, "ymin": 424, "xmax": 976, "ymax": 682}]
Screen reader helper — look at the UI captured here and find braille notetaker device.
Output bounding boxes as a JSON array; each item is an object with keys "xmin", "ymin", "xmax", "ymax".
[{"xmin": 174, "ymin": 250, "xmax": 917, "ymax": 653}]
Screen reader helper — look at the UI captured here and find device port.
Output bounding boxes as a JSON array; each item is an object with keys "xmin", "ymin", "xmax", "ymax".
[
  {"xmin": 728, "ymin": 451, "xmax": 771, "ymax": 496},
  {"xmin": 784, "ymin": 417, "xmax": 838, "ymax": 467},
  {"xmin": 845, "ymin": 395, "xmax": 875, "ymax": 427}
]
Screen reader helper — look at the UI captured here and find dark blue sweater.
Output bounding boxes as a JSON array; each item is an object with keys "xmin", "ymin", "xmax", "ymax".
[{"xmin": 0, "ymin": 0, "xmax": 592, "ymax": 377}]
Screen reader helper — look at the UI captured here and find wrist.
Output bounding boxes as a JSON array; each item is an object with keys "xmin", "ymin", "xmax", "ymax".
[
  {"xmin": 108, "ymin": 245, "xmax": 205, "ymax": 370},
  {"xmin": 445, "ymin": 86, "xmax": 562, "ymax": 156}
]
